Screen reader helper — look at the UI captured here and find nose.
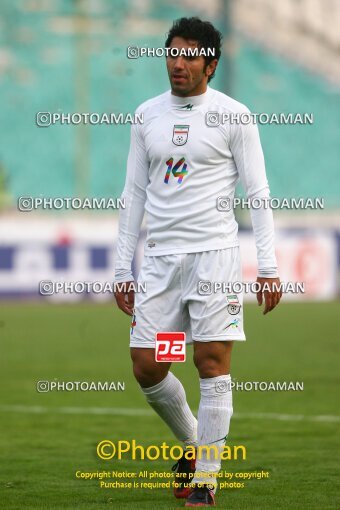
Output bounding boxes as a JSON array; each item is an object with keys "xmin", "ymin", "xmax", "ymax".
[{"xmin": 173, "ymin": 56, "xmax": 186, "ymax": 70}]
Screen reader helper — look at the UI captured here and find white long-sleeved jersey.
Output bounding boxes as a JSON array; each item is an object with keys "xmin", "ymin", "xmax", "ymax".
[{"xmin": 115, "ymin": 86, "xmax": 278, "ymax": 282}]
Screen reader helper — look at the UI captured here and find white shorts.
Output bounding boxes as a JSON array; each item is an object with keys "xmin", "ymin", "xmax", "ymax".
[{"xmin": 130, "ymin": 247, "xmax": 246, "ymax": 348}]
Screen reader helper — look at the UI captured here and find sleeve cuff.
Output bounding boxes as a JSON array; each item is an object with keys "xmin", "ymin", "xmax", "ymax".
[{"xmin": 114, "ymin": 268, "xmax": 134, "ymax": 283}]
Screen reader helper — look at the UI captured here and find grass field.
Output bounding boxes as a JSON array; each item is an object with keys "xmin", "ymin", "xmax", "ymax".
[{"xmin": 0, "ymin": 302, "xmax": 339, "ymax": 510}]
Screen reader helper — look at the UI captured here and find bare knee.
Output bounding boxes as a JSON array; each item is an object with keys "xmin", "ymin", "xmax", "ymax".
[
  {"xmin": 130, "ymin": 348, "xmax": 170, "ymax": 388},
  {"xmin": 193, "ymin": 354, "xmax": 223, "ymax": 378},
  {"xmin": 132, "ymin": 362, "xmax": 164, "ymax": 388}
]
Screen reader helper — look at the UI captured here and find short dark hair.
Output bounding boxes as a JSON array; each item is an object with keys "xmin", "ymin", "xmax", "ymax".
[{"xmin": 165, "ymin": 17, "xmax": 222, "ymax": 82}]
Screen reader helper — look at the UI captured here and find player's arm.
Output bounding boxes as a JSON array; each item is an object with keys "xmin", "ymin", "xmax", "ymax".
[
  {"xmin": 229, "ymin": 110, "xmax": 282, "ymax": 314},
  {"xmin": 114, "ymin": 117, "xmax": 149, "ymax": 315}
]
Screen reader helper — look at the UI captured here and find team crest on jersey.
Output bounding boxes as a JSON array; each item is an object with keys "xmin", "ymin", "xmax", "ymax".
[
  {"xmin": 227, "ymin": 295, "xmax": 241, "ymax": 315},
  {"xmin": 172, "ymin": 125, "xmax": 190, "ymax": 146}
]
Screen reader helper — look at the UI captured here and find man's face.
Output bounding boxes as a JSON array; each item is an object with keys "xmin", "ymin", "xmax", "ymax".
[{"xmin": 166, "ymin": 36, "xmax": 217, "ymax": 97}]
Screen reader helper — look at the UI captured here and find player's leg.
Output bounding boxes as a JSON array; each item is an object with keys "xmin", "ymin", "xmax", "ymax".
[
  {"xmin": 183, "ymin": 248, "xmax": 244, "ymax": 506},
  {"xmin": 190, "ymin": 341, "xmax": 233, "ymax": 494},
  {"xmin": 131, "ymin": 348, "xmax": 197, "ymax": 499},
  {"xmin": 131, "ymin": 346, "xmax": 197, "ymax": 445},
  {"xmin": 186, "ymin": 342, "xmax": 233, "ymax": 507},
  {"xmin": 131, "ymin": 346, "xmax": 170, "ymax": 387}
]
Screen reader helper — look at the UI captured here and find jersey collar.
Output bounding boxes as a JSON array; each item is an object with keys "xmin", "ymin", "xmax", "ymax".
[{"xmin": 170, "ymin": 86, "xmax": 212, "ymax": 110}]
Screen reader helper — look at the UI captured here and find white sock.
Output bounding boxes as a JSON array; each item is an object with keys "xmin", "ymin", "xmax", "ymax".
[
  {"xmin": 192, "ymin": 374, "xmax": 233, "ymax": 489},
  {"xmin": 141, "ymin": 372, "xmax": 198, "ymax": 446}
]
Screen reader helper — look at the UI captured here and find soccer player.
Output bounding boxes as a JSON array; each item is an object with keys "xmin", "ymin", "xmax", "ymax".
[{"xmin": 114, "ymin": 17, "xmax": 282, "ymax": 507}]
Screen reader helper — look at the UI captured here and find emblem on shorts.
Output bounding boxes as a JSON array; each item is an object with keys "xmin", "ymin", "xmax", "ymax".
[
  {"xmin": 224, "ymin": 318, "xmax": 240, "ymax": 330},
  {"xmin": 147, "ymin": 241, "xmax": 156, "ymax": 248},
  {"xmin": 227, "ymin": 295, "xmax": 241, "ymax": 315},
  {"xmin": 172, "ymin": 125, "xmax": 190, "ymax": 146}
]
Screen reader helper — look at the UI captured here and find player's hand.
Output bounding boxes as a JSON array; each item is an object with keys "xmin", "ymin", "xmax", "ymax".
[
  {"xmin": 114, "ymin": 281, "xmax": 135, "ymax": 316},
  {"xmin": 256, "ymin": 277, "xmax": 282, "ymax": 315}
]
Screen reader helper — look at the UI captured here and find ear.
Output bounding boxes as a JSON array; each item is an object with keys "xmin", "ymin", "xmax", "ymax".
[{"xmin": 205, "ymin": 59, "xmax": 218, "ymax": 78}]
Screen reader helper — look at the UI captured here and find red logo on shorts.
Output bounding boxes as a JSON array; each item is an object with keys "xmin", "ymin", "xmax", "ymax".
[{"xmin": 155, "ymin": 332, "xmax": 186, "ymax": 362}]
